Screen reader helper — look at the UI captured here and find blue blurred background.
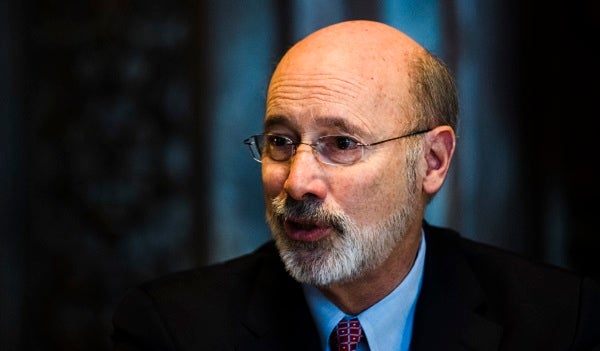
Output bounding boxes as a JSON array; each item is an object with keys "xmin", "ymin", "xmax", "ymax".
[{"xmin": 1, "ymin": 0, "xmax": 598, "ymax": 349}]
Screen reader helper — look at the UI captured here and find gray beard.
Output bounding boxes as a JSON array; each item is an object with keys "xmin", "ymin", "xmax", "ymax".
[{"xmin": 266, "ymin": 192, "xmax": 417, "ymax": 286}]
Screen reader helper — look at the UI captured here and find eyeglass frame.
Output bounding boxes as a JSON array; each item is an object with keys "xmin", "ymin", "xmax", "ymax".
[{"xmin": 243, "ymin": 128, "xmax": 432, "ymax": 166}]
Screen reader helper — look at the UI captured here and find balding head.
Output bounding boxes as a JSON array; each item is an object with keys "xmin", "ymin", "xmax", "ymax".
[
  {"xmin": 279, "ymin": 20, "xmax": 424, "ymax": 72},
  {"xmin": 267, "ymin": 20, "xmax": 458, "ymax": 132}
]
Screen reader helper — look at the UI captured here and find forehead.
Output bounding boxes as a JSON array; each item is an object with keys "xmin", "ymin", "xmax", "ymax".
[{"xmin": 265, "ymin": 72, "xmax": 405, "ymax": 136}]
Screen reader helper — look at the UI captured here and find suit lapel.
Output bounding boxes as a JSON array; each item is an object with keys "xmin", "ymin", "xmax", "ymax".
[
  {"xmin": 411, "ymin": 224, "xmax": 503, "ymax": 351},
  {"xmin": 237, "ymin": 246, "xmax": 321, "ymax": 351}
]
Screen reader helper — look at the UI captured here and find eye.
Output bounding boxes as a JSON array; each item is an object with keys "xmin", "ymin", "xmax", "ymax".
[
  {"xmin": 330, "ymin": 136, "xmax": 360, "ymax": 150},
  {"xmin": 266, "ymin": 135, "xmax": 292, "ymax": 147}
]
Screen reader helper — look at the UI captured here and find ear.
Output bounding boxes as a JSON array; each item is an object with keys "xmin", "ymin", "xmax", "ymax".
[{"xmin": 422, "ymin": 126, "xmax": 456, "ymax": 195}]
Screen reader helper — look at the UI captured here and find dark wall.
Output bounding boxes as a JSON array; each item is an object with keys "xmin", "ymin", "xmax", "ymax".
[
  {"xmin": 512, "ymin": 1, "xmax": 599, "ymax": 280},
  {"xmin": 3, "ymin": 1, "xmax": 207, "ymax": 350}
]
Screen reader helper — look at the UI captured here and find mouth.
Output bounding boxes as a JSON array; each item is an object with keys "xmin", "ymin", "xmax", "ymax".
[{"xmin": 284, "ymin": 218, "xmax": 332, "ymax": 242}]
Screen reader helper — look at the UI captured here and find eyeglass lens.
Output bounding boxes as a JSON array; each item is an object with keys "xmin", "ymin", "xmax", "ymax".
[{"xmin": 247, "ymin": 135, "xmax": 362, "ymax": 165}]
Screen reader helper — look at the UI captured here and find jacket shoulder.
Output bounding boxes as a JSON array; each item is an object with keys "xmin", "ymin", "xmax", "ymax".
[
  {"xmin": 424, "ymin": 222, "xmax": 587, "ymax": 289},
  {"xmin": 140, "ymin": 240, "xmax": 281, "ymax": 295},
  {"xmin": 112, "ymin": 241, "xmax": 287, "ymax": 350},
  {"xmin": 422, "ymin": 223, "xmax": 600, "ymax": 349}
]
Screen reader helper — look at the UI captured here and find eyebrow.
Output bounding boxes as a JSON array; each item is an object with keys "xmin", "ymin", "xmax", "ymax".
[
  {"xmin": 264, "ymin": 115, "xmax": 360, "ymax": 135},
  {"xmin": 263, "ymin": 115, "xmax": 290, "ymax": 131}
]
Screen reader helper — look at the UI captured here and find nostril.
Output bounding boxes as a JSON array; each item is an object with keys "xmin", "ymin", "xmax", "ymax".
[{"xmin": 301, "ymin": 193, "xmax": 320, "ymax": 201}]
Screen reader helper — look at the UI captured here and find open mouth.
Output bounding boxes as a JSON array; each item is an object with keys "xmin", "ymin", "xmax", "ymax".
[
  {"xmin": 288, "ymin": 220, "xmax": 319, "ymax": 231},
  {"xmin": 284, "ymin": 218, "xmax": 330, "ymax": 242}
]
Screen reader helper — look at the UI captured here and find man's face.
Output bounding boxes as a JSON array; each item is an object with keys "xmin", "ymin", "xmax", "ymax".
[{"xmin": 262, "ymin": 64, "xmax": 423, "ymax": 286}]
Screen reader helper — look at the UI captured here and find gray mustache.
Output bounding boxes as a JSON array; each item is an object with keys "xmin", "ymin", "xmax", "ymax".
[{"xmin": 273, "ymin": 198, "xmax": 347, "ymax": 234}]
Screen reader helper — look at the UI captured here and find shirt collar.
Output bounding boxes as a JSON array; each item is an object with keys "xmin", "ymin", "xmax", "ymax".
[{"xmin": 303, "ymin": 232, "xmax": 426, "ymax": 351}]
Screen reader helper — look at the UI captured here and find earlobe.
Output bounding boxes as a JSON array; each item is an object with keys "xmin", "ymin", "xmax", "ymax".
[{"xmin": 422, "ymin": 126, "xmax": 456, "ymax": 195}]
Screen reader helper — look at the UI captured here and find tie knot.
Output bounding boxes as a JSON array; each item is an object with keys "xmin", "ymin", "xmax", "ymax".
[{"xmin": 331, "ymin": 317, "xmax": 364, "ymax": 351}]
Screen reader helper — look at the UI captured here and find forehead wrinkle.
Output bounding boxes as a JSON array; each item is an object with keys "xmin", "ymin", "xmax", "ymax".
[{"xmin": 267, "ymin": 73, "xmax": 363, "ymax": 105}]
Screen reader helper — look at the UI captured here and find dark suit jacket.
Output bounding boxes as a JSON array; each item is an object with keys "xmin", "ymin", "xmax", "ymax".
[{"xmin": 111, "ymin": 222, "xmax": 600, "ymax": 350}]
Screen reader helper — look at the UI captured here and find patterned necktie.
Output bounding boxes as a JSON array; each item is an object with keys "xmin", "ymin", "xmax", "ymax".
[{"xmin": 331, "ymin": 317, "xmax": 365, "ymax": 351}]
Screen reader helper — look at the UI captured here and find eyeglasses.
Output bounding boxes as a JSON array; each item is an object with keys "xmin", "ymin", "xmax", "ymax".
[{"xmin": 243, "ymin": 128, "xmax": 431, "ymax": 166}]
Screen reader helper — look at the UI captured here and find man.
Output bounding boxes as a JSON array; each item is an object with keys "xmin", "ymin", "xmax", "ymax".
[{"xmin": 111, "ymin": 20, "xmax": 600, "ymax": 350}]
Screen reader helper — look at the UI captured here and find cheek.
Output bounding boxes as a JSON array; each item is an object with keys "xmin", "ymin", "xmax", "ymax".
[
  {"xmin": 338, "ymin": 164, "xmax": 406, "ymax": 223},
  {"xmin": 262, "ymin": 164, "xmax": 288, "ymax": 199}
]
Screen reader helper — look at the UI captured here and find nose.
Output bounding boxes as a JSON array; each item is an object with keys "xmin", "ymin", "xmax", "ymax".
[
  {"xmin": 293, "ymin": 141, "xmax": 318, "ymax": 156},
  {"xmin": 283, "ymin": 144, "xmax": 327, "ymax": 201}
]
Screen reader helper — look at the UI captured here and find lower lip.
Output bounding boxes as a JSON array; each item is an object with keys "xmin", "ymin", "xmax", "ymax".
[{"xmin": 285, "ymin": 222, "xmax": 331, "ymax": 242}]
